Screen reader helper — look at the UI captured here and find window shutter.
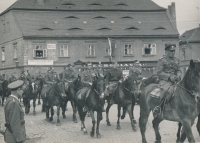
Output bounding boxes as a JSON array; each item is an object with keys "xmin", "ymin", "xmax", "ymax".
[
  {"xmin": 93, "ymin": 46, "xmax": 95, "ymax": 56},
  {"xmin": 33, "ymin": 49, "xmax": 36, "ymax": 57},
  {"xmin": 151, "ymin": 47, "xmax": 157, "ymax": 55},
  {"xmin": 64, "ymin": 46, "xmax": 68, "ymax": 57},
  {"xmin": 44, "ymin": 49, "xmax": 47, "ymax": 57},
  {"xmin": 142, "ymin": 47, "xmax": 144, "ymax": 55}
]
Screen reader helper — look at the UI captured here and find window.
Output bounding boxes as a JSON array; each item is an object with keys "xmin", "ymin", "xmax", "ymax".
[
  {"xmin": 182, "ymin": 49, "xmax": 186, "ymax": 60},
  {"xmin": 105, "ymin": 44, "xmax": 110, "ymax": 56},
  {"xmin": 13, "ymin": 43, "xmax": 17, "ymax": 59},
  {"xmin": 87, "ymin": 45, "xmax": 95, "ymax": 56},
  {"xmin": 3, "ymin": 23, "xmax": 6, "ymax": 34},
  {"xmin": 59, "ymin": 45, "xmax": 69, "ymax": 57},
  {"xmin": 124, "ymin": 44, "xmax": 133, "ymax": 55},
  {"xmin": 1, "ymin": 47, "xmax": 5, "ymax": 61},
  {"xmin": 142, "ymin": 43, "xmax": 157, "ymax": 56},
  {"xmin": 33, "ymin": 45, "xmax": 47, "ymax": 58}
]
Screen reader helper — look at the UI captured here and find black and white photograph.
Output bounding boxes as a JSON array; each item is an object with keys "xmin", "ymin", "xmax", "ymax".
[{"xmin": 0, "ymin": 0, "xmax": 200, "ymax": 142}]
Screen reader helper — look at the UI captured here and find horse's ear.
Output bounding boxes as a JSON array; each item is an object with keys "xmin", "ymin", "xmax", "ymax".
[{"xmin": 190, "ymin": 59, "xmax": 195, "ymax": 69}]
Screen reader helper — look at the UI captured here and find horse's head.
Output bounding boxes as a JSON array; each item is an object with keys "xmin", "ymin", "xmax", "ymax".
[
  {"xmin": 92, "ymin": 75, "xmax": 106, "ymax": 99},
  {"xmin": 56, "ymin": 81, "xmax": 66, "ymax": 98},
  {"xmin": 183, "ymin": 60, "xmax": 200, "ymax": 103}
]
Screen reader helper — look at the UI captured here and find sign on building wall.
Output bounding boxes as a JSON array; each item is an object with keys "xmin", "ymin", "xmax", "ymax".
[
  {"xmin": 28, "ymin": 60, "xmax": 53, "ymax": 65},
  {"xmin": 47, "ymin": 44, "xmax": 56, "ymax": 49},
  {"xmin": 123, "ymin": 70, "xmax": 129, "ymax": 78}
]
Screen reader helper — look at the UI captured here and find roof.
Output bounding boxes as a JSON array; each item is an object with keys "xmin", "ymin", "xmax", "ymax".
[
  {"xmin": 2, "ymin": 0, "xmax": 165, "ymax": 14},
  {"xmin": 13, "ymin": 11, "xmax": 179, "ymax": 38},
  {"xmin": 180, "ymin": 26, "xmax": 200, "ymax": 42}
]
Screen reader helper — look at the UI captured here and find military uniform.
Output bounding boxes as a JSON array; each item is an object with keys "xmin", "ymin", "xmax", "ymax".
[
  {"xmin": 129, "ymin": 66, "xmax": 142, "ymax": 81},
  {"xmin": 81, "ymin": 69, "xmax": 97, "ymax": 86},
  {"xmin": 62, "ymin": 69, "xmax": 76, "ymax": 81},
  {"xmin": 44, "ymin": 70, "xmax": 58, "ymax": 84},
  {"xmin": 36, "ymin": 73, "xmax": 43, "ymax": 80},
  {"xmin": 4, "ymin": 80, "xmax": 26, "ymax": 143},
  {"xmin": 156, "ymin": 55, "xmax": 182, "ymax": 90}
]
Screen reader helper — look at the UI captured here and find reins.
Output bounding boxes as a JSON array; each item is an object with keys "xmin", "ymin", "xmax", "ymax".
[{"xmin": 176, "ymin": 83, "xmax": 195, "ymax": 96}]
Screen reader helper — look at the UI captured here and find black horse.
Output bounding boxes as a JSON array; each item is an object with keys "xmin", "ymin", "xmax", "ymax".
[
  {"xmin": 43, "ymin": 81, "xmax": 66, "ymax": 126},
  {"xmin": 64, "ymin": 75, "xmax": 81, "ymax": 123},
  {"xmin": 23, "ymin": 81, "xmax": 39, "ymax": 115},
  {"xmin": 35, "ymin": 78, "xmax": 44, "ymax": 105},
  {"xmin": 139, "ymin": 60, "xmax": 200, "ymax": 143},
  {"xmin": 105, "ymin": 78, "xmax": 137, "ymax": 131},
  {"xmin": 0, "ymin": 80, "xmax": 9, "ymax": 106},
  {"xmin": 76, "ymin": 75, "xmax": 105, "ymax": 138}
]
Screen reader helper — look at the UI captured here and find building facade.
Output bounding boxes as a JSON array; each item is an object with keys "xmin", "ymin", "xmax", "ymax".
[
  {"xmin": 179, "ymin": 24, "xmax": 200, "ymax": 74},
  {"xmin": 0, "ymin": 0, "xmax": 179, "ymax": 78}
]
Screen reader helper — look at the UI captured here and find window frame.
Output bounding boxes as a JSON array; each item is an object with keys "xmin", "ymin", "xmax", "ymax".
[
  {"xmin": 124, "ymin": 43, "xmax": 133, "ymax": 56},
  {"xmin": 87, "ymin": 44, "xmax": 96, "ymax": 57},
  {"xmin": 33, "ymin": 44, "xmax": 47, "ymax": 58},
  {"xmin": 142, "ymin": 43, "xmax": 157, "ymax": 56},
  {"xmin": 1, "ymin": 47, "xmax": 5, "ymax": 62},
  {"xmin": 59, "ymin": 44, "xmax": 69, "ymax": 57},
  {"xmin": 13, "ymin": 43, "xmax": 18, "ymax": 59}
]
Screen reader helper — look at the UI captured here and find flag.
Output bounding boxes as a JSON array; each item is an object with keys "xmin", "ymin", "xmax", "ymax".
[{"xmin": 107, "ymin": 38, "xmax": 115, "ymax": 61}]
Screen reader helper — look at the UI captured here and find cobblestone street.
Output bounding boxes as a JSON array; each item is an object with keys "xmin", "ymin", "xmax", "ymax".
[{"xmin": 0, "ymin": 100, "xmax": 200, "ymax": 143}]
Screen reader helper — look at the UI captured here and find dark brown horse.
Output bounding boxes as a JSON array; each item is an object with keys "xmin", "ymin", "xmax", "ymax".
[
  {"xmin": 105, "ymin": 78, "xmax": 137, "ymax": 131},
  {"xmin": 23, "ymin": 81, "xmax": 39, "ymax": 115},
  {"xmin": 35, "ymin": 78, "xmax": 44, "ymax": 105},
  {"xmin": 76, "ymin": 75, "xmax": 105, "ymax": 138},
  {"xmin": 139, "ymin": 60, "xmax": 200, "ymax": 143},
  {"xmin": 64, "ymin": 75, "xmax": 81, "ymax": 123},
  {"xmin": 43, "ymin": 81, "xmax": 66, "ymax": 126}
]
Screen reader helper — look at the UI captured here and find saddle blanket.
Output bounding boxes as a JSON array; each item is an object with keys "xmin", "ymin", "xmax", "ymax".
[
  {"xmin": 77, "ymin": 87, "xmax": 91, "ymax": 101},
  {"xmin": 150, "ymin": 88, "xmax": 161, "ymax": 98}
]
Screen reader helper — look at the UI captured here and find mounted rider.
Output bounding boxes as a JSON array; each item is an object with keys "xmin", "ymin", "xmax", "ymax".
[
  {"xmin": 0, "ymin": 73, "xmax": 5, "ymax": 84},
  {"xmin": 19, "ymin": 70, "xmax": 26, "ymax": 83},
  {"xmin": 104, "ymin": 61, "xmax": 123, "ymax": 105},
  {"xmin": 153, "ymin": 44, "xmax": 182, "ymax": 115},
  {"xmin": 128, "ymin": 60, "xmax": 143, "ymax": 94},
  {"xmin": 35, "ymin": 71, "xmax": 44, "ymax": 80},
  {"xmin": 62, "ymin": 64, "xmax": 76, "ymax": 90},
  {"xmin": 26, "ymin": 70, "xmax": 33, "ymax": 82},
  {"xmin": 44, "ymin": 66, "xmax": 58, "ymax": 85},
  {"xmin": 9, "ymin": 73, "xmax": 17, "ymax": 84}
]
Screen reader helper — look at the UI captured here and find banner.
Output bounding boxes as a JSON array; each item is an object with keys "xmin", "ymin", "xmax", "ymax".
[{"xmin": 107, "ymin": 38, "xmax": 115, "ymax": 61}]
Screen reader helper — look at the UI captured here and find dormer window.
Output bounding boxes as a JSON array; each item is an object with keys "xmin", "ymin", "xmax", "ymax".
[
  {"xmin": 62, "ymin": 3, "xmax": 76, "ymax": 6},
  {"xmin": 92, "ymin": 16, "xmax": 106, "ymax": 19},
  {"xmin": 153, "ymin": 27, "xmax": 166, "ymax": 30},
  {"xmin": 38, "ymin": 28, "xmax": 53, "ymax": 31},
  {"xmin": 115, "ymin": 3, "xmax": 128, "ymax": 6},
  {"xmin": 120, "ymin": 16, "xmax": 133, "ymax": 19},
  {"xmin": 89, "ymin": 3, "xmax": 102, "ymax": 6},
  {"xmin": 65, "ymin": 16, "xmax": 79, "ymax": 19},
  {"xmin": 125, "ymin": 27, "xmax": 139, "ymax": 30}
]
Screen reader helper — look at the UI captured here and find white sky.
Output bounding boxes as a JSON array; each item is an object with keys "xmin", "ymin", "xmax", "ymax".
[{"xmin": 0, "ymin": 0, "xmax": 199, "ymax": 35}]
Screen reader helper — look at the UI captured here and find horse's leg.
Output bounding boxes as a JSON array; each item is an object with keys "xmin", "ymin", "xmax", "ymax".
[
  {"xmin": 106, "ymin": 97, "xmax": 112, "ymax": 126},
  {"xmin": 152, "ymin": 116, "xmax": 163, "ymax": 143},
  {"xmin": 181, "ymin": 120, "xmax": 195, "ymax": 143},
  {"xmin": 71, "ymin": 101, "xmax": 78, "ymax": 123},
  {"xmin": 127, "ymin": 104, "xmax": 137, "ymax": 131},
  {"xmin": 33, "ymin": 98, "xmax": 36, "ymax": 115},
  {"xmin": 46, "ymin": 105, "xmax": 49, "ymax": 120},
  {"xmin": 42, "ymin": 98, "xmax": 46, "ymax": 112},
  {"xmin": 132, "ymin": 96, "xmax": 137, "ymax": 124},
  {"xmin": 38, "ymin": 91, "xmax": 41, "ymax": 105},
  {"xmin": 139, "ymin": 107, "xmax": 151, "ymax": 143},
  {"xmin": 89, "ymin": 110, "xmax": 95, "ymax": 137},
  {"xmin": 176, "ymin": 122, "xmax": 182, "ymax": 142},
  {"xmin": 57, "ymin": 106, "xmax": 61, "ymax": 126},
  {"xmin": 121, "ymin": 106, "xmax": 126, "ymax": 119},
  {"xmin": 117, "ymin": 105, "xmax": 121, "ymax": 130},
  {"xmin": 197, "ymin": 114, "xmax": 200, "ymax": 136},
  {"xmin": 62, "ymin": 101, "xmax": 66, "ymax": 119},
  {"xmin": 96, "ymin": 111, "xmax": 103, "ymax": 138},
  {"xmin": 78, "ymin": 107, "xmax": 87, "ymax": 134},
  {"xmin": 49, "ymin": 107, "xmax": 54, "ymax": 122}
]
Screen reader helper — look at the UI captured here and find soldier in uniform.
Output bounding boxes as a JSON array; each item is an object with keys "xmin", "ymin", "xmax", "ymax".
[
  {"xmin": 153, "ymin": 44, "xmax": 182, "ymax": 115},
  {"xmin": 4, "ymin": 80, "xmax": 27, "ymax": 143},
  {"xmin": 35, "ymin": 71, "xmax": 43, "ymax": 80},
  {"xmin": 128, "ymin": 60, "xmax": 143, "ymax": 93},
  {"xmin": 26, "ymin": 70, "xmax": 33, "ymax": 82},
  {"xmin": 104, "ymin": 61, "xmax": 123, "ymax": 105},
  {"xmin": 9, "ymin": 73, "xmax": 17, "ymax": 84},
  {"xmin": 44, "ymin": 67, "xmax": 58, "ymax": 85},
  {"xmin": 19, "ymin": 70, "xmax": 26, "ymax": 82},
  {"xmin": 0, "ymin": 73, "xmax": 5, "ymax": 83}
]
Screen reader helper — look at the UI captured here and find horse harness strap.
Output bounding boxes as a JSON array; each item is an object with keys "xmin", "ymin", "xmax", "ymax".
[{"xmin": 176, "ymin": 83, "xmax": 195, "ymax": 96}]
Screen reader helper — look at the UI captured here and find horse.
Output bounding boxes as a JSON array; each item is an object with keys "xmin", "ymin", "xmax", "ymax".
[
  {"xmin": 35, "ymin": 78, "xmax": 44, "ymax": 105},
  {"xmin": 64, "ymin": 75, "xmax": 82, "ymax": 123},
  {"xmin": 43, "ymin": 81, "xmax": 66, "ymax": 126},
  {"xmin": 105, "ymin": 77, "xmax": 137, "ymax": 131},
  {"xmin": 76, "ymin": 75, "xmax": 105, "ymax": 138},
  {"xmin": 23, "ymin": 80, "xmax": 39, "ymax": 115},
  {"xmin": 139, "ymin": 60, "xmax": 200, "ymax": 143},
  {"xmin": 0, "ymin": 80, "xmax": 9, "ymax": 106}
]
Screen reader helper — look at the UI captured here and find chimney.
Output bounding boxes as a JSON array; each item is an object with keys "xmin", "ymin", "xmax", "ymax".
[
  {"xmin": 36, "ymin": 0, "xmax": 45, "ymax": 5},
  {"xmin": 167, "ymin": 2, "xmax": 177, "ymax": 28}
]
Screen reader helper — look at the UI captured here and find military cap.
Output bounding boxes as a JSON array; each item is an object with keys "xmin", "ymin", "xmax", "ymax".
[
  {"xmin": 8, "ymin": 80, "xmax": 24, "ymax": 90},
  {"xmin": 165, "ymin": 44, "xmax": 176, "ymax": 51}
]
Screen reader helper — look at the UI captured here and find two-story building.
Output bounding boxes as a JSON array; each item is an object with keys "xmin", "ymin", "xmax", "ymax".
[
  {"xmin": 0, "ymin": 0, "xmax": 179, "ymax": 78},
  {"xmin": 179, "ymin": 24, "xmax": 200, "ymax": 74}
]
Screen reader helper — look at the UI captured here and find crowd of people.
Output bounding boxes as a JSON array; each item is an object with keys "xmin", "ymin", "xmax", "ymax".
[{"xmin": 0, "ymin": 43, "xmax": 183, "ymax": 143}]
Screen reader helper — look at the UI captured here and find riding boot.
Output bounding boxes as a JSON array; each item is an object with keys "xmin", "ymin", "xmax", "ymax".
[
  {"xmin": 101, "ymin": 105, "xmax": 106, "ymax": 112},
  {"xmin": 153, "ymin": 89, "xmax": 168, "ymax": 115},
  {"xmin": 110, "ymin": 94, "xmax": 114, "ymax": 106}
]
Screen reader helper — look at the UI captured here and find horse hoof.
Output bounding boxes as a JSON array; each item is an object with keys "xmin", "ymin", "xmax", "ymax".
[
  {"xmin": 154, "ymin": 140, "xmax": 161, "ymax": 143},
  {"xmin": 74, "ymin": 119, "xmax": 78, "ymax": 123},
  {"xmin": 96, "ymin": 133, "xmax": 101, "ymax": 139},
  {"xmin": 81, "ymin": 127, "xmax": 84, "ymax": 131},
  {"xmin": 132, "ymin": 126, "xmax": 137, "ymax": 132},
  {"xmin": 121, "ymin": 115, "xmax": 125, "ymax": 120},
  {"xmin": 57, "ymin": 122, "xmax": 61, "ymax": 126},
  {"xmin": 63, "ymin": 115, "xmax": 66, "ymax": 119},
  {"xmin": 38, "ymin": 102, "xmax": 41, "ymax": 105},
  {"xmin": 133, "ymin": 119, "xmax": 137, "ymax": 124},
  {"xmin": 90, "ymin": 131, "xmax": 94, "ymax": 137},
  {"xmin": 49, "ymin": 117, "xmax": 53, "ymax": 122},
  {"xmin": 107, "ymin": 121, "xmax": 111, "ymax": 126},
  {"xmin": 84, "ymin": 131, "xmax": 88, "ymax": 135},
  {"xmin": 117, "ymin": 125, "xmax": 121, "ymax": 130}
]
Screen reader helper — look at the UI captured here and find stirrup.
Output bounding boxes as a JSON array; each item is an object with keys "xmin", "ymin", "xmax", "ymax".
[
  {"xmin": 83, "ymin": 107, "xmax": 88, "ymax": 112},
  {"xmin": 153, "ymin": 106, "xmax": 161, "ymax": 115}
]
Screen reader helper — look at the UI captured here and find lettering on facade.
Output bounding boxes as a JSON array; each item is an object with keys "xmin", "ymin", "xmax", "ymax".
[
  {"xmin": 28, "ymin": 60, "xmax": 53, "ymax": 65},
  {"xmin": 47, "ymin": 44, "xmax": 56, "ymax": 49}
]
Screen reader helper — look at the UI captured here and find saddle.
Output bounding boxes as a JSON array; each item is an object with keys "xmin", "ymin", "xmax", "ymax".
[
  {"xmin": 150, "ymin": 85, "xmax": 176, "ymax": 103},
  {"xmin": 77, "ymin": 87, "xmax": 91, "ymax": 102}
]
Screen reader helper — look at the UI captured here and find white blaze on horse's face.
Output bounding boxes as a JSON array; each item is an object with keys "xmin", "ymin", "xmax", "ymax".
[{"xmin": 32, "ymin": 82, "xmax": 35, "ymax": 93}]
